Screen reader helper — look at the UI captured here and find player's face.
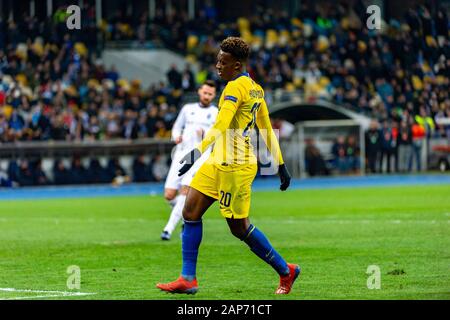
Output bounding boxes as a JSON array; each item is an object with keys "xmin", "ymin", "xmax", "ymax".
[
  {"xmin": 198, "ymin": 84, "xmax": 216, "ymax": 106},
  {"xmin": 216, "ymin": 50, "xmax": 241, "ymax": 81}
]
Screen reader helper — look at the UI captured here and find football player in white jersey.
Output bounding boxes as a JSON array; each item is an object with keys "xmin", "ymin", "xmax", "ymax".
[{"xmin": 161, "ymin": 80, "xmax": 218, "ymax": 240}]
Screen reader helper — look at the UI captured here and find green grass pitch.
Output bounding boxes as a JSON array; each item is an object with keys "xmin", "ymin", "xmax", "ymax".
[{"xmin": 0, "ymin": 184, "xmax": 449, "ymax": 300}]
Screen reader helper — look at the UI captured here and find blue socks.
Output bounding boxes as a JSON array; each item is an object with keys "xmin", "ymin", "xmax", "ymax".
[
  {"xmin": 242, "ymin": 224, "xmax": 290, "ymax": 276},
  {"xmin": 181, "ymin": 219, "xmax": 203, "ymax": 281},
  {"xmin": 181, "ymin": 221, "xmax": 289, "ymax": 280}
]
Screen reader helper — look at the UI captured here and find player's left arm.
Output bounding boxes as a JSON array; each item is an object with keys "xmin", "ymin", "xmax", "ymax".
[{"xmin": 255, "ymin": 99, "xmax": 291, "ymax": 191}]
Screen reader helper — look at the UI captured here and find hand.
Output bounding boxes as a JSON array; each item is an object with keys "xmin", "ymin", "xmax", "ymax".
[
  {"xmin": 278, "ymin": 164, "xmax": 291, "ymax": 191},
  {"xmin": 175, "ymin": 136, "xmax": 183, "ymax": 144},
  {"xmin": 178, "ymin": 148, "xmax": 202, "ymax": 176}
]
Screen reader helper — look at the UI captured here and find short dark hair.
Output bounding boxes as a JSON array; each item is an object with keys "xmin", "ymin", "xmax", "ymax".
[
  {"xmin": 220, "ymin": 37, "xmax": 250, "ymax": 62},
  {"xmin": 202, "ymin": 80, "xmax": 216, "ymax": 88}
]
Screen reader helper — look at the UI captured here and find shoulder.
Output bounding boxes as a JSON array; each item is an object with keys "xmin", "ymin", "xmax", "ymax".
[
  {"xmin": 183, "ymin": 102, "xmax": 198, "ymax": 109},
  {"xmin": 223, "ymin": 79, "xmax": 247, "ymax": 102},
  {"xmin": 209, "ymin": 105, "xmax": 219, "ymax": 114},
  {"xmin": 232, "ymin": 76, "xmax": 264, "ymax": 93},
  {"xmin": 225, "ymin": 77, "xmax": 247, "ymax": 92},
  {"xmin": 180, "ymin": 103, "xmax": 197, "ymax": 112}
]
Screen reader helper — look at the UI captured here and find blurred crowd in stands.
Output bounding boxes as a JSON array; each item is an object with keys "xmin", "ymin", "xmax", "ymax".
[
  {"xmin": 103, "ymin": 1, "xmax": 450, "ymax": 139},
  {"xmin": 309, "ymin": 115, "xmax": 433, "ymax": 176},
  {"xmin": 0, "ymin": 1, "xmax": 449, "ymax": 185},
  {"xmin": 0, "ymin": 154, "xmax": 170, "ymax": 187}
]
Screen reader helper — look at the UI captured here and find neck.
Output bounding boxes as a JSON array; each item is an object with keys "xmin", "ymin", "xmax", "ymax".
[
  {"xmin": 232, "ymin": 71, "xmax": 243, "ymax": 78},
  {"xmin": 233, "ymin": 68, "xmax": 247, "ymax": 79},
  {"xmin": 230, "ymin": 70, "xmax": 247, "ymax": 81}
]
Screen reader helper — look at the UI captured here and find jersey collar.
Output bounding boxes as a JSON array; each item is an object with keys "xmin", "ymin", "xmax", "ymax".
[
  {"xmin": 198, "ymin": 102, "xmax": 210, "ymax": 108},
  {"xmin": 232, "ymin": 72, "xmax": 250, "ymax": 80}
]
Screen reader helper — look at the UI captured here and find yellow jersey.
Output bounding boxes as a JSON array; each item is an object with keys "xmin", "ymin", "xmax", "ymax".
[{"xmin": 197, "ymin": 72, "xmax": 284, "ymax": 170}]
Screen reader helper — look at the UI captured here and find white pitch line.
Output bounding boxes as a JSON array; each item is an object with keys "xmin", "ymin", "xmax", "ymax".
[
  {"xmin": 274, "ymin": 219, "xmax": 449, "ymax": 224},
  {"xmin": 3, "ymin": 294, "xmax": 91, "ymax": 300},
  {"xmin": 0, "ymin": 288, "xmax": 96, "ymax": 300}
]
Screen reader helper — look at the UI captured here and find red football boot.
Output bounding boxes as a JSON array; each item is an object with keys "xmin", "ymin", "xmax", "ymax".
[
  {"xmin": 275, "ymin": 263, "xmax": 301, "ymax": 294},
  {"xmin": 156, "ymin": 276, "xmax": 198, "ymax": 294}
]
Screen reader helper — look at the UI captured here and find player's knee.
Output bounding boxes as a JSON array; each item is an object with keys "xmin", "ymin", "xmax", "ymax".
[
  {"xmin": 229, "ymin": 224, "xmax": 247, "ymax": 240},
  {"xmin": 182, "ymin": 204, "xmax": 197, "ymax": 221}
]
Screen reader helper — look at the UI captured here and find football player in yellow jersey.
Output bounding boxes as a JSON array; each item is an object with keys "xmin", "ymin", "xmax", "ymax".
[{"xmin": 157, "ymin": 37, "xmax": 300, "ymax": 295}]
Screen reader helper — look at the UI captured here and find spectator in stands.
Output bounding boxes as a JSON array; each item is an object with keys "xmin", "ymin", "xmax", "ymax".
[
  {"xmin": 365, "ymin": 120, "xmax": 381, "ymax": 173},
  {"xmin": 121, "ymin": 110, "xmax": 139, "ymax": 140},
  {"xmin": 8, "ymin": 110, "xmax": 25, "ymax": 140},
  {"xmin": 132, "ymin": 154, "xmax": 153, "ymax": 182},
  {"xmin": 379, "ymin": 120, "xmax": 395, "ymax": 173},
  {"xmin": 32, "ymin": 106, "xmax": 52, "ymax": 141},
  {"xmin": 391, "ymin": 121, "xmax": 399, "ymax": 172},
  {"xmin": 50, "ymin": 114, "xmax": 70, "ymax": 141},
  {"xmin": 87, "ymin": 159, "xmax": 110, "ymax": 184},
  {"xmin": 106, "ymin": 158, "xmax": 127, "ymax": 183},
  {"xmin": 53, "ymin": 159, "xmax": 70, "ymax": 185},
  {"xmin": 345, "ymin": 135, "xmax": 360, "ymax": 173},
  {"xmin": 146, "ymin": 106, "xmax": 162, "ymax": 138},
  {"xmin": 0, "ymin": 169, "xmax": 14, "ymax": 187},
  {"xmin": 17, "ymin": 160, "xmax": 34, "ymax": 186},
  {"xmin": 151, "ymin": 153, "xmax": 169, "ymax": 182},
  {"xmin": 435, "ymin": 106, "xmax": 450, "ymax": 141},
  {"xmin": 7, "ymin": 160, "xmax": 19, "ymax": 184},
  {"xmin": 181, "ymin": 65, "xmax": 196, "ymax": 92},
  {"xmin": 153, "ymin": 118, "xmax": 170, "ymax": 138},
  {"xmin": 411, "ymin": 120, "xmax": 426, "ymax": 172},
  {"xmin": 31, "ymin": 159, "xmax": 49, "ymax": 186},
  {"xmin": 166, "ymin": 64, "xmax": 182, "ymax": 90},
  {"xmin": 105, "ymin": 65, "xmax": 120, "ymax": 83},
  {"xmin": 0, "ymin": 112, "xmax": 9, "ymax": 142},
  {"xmin": 70, "ymin": 157, "xmax": 88, "ymax": 184},
  {"xmin": 332, "ymin": 136, "xmax": 348, "ymax": 174},
  {"xmin": 397, "ymin": 119, "xmax": 413, "ymax": 173},
  {"xmin": 305, "ymin": 138, "xmax": 329, "ymax": 176}
]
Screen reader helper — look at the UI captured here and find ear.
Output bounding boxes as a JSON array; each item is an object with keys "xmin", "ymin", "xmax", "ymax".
[{"xmin": 234, "ymin": 60, "xmax": 242, "ymax": 71}]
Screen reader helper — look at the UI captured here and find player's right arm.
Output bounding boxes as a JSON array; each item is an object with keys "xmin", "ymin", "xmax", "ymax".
[
  {"xmin": 178, "ymin": 83, "xmax": 242, "ymax": 176},
  {"xmin": 196, "ymin": 82, "xmax": 243, "ymax": 153},
  {"xmin": 171, "ymin": 105, "xmax": 187, "ymax": 144}
]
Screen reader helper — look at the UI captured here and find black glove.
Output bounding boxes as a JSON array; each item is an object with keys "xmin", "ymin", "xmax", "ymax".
[
  {"xmin": 178, "ymin": 148, "xmax": 202, "ymax": 176},
  {"xmin": 278, "ymin": 164, "xmax": 291, "ymax": 191}
]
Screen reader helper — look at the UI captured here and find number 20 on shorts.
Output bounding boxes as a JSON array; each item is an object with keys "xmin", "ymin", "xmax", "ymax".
[{"xmin": 220, "ymin": 191, "xmax": 232, "ymax": 207}]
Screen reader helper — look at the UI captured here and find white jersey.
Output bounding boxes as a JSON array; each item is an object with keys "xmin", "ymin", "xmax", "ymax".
[
  {"xmin": 171, "ymin": 102, "xmax": 218, "ymax": 157},
  {"xmin": 165, "ymin": 102, "xmax": 218, "ymax": 190}
]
